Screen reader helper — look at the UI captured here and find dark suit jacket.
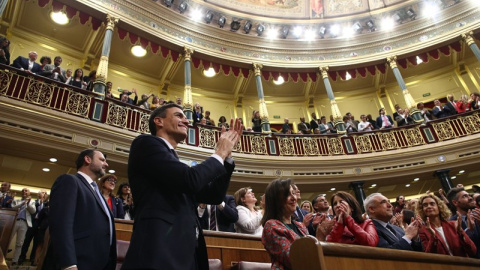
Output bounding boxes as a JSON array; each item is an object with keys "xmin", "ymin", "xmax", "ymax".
[
  {"xmin": 199, "ymin": 195, "xmax": 238, "ymax": 232},
  {"xmin": 372, "ymin": 220, "xmax": 422, "ymax": 251},
  {"xmin": 0, "ymin": 194, "xmax": 13, "ymax": 208},
  {"xmin": 11, "ymin": 56, "xmax": 41, "ymax": 74},
  {"xmin": 310, "ymin": 119, "xmax": 319, "ymax": 131},
  {"xmin": 44, "ymin": 173, "xmax": 116, "ymax": 270},
  {"xmin": 39, "ymin": 64, "xmax": 66, "ymax": 83},
  {"xmin": 445, "ymin": 101, "xmax": 458, "ymax": 115},
  {"xmin": 395, "ymin": 115, "xmax": 414, "ymax": 127},
  {"xmin": 121, "ymin": 134, "xmax": 235, "ymax": 270},
  {"xmin": 432, "ymin": 105, "xmax": 453, "ymax": 119},
  {"xmin": 109, "ymin": 195, "xmax": 125, "ymax": 219},
  {"xmin": 376, "ymin": 115, "xmax": 393, "ymax": 128}
]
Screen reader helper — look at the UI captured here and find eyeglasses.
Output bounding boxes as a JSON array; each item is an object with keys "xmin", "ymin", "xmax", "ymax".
[{"xmin": 106, "ymin": 179, "xmax": 117, "ymax": 184}]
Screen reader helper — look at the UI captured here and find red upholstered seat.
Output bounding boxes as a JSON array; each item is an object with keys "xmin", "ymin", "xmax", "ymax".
[
  {"xmin": 116, "ymin": 240, "xmax": 130, "ymax": 270},
  {"xmin": 231, "ymin": 261, "xmax": 271, "ymax": 270},
  {"xmin": 209, "ymin": 258, "xmax": 223, "ymax": 270}
]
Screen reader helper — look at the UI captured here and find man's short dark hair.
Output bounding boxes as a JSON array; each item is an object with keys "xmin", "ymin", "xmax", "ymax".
[
  {"xmin": 148, "ymin": 103, "xmax": 184, "ymax": 135},
  {"xmin": 446, "ymin": 187, "xmax": 465, "ymax": 206},
  {"xmin": 379, "ymin": 108, "xmax": 384, "ymax": 114},
  {"xmin": 75, "ymin": 149, "xmax": 105, "ymax": 170}
]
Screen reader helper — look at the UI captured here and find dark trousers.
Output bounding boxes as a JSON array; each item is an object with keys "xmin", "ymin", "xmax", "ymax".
[{"xmin": 19, "ymin": 219, "xmax": 38, "ymax": 262}]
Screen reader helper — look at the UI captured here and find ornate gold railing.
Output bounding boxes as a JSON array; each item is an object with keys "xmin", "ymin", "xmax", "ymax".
[{"xmin": 1, "ymin": 65, "xmax": 480, "ymax": 156}]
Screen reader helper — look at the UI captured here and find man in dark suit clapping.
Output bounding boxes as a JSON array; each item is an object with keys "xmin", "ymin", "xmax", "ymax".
[
  {"xmin": 122, "ymin": 104, "xmax": 242, "ymax": 270},
  {"xmin": 45, "ymin": 149, "xmax": 116, "ymax": 270}
]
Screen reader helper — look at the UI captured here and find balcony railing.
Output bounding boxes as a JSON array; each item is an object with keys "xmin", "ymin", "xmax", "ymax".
[{"xmin": 1, "ymin": 65, "xmax": 479, "ymax": 156}]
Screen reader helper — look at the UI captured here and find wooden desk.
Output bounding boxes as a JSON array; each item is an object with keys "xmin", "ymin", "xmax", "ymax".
[
  {"xmin": 114, "ymin": 220, "xmax": 270, "ymax": 270},
  {"xmin": 0, "ymin": 208, "xmax": 17, "ymax": 255},
  {"xmin": 290, "ymin": 236, "xmax": 480, "ymax": 270}
]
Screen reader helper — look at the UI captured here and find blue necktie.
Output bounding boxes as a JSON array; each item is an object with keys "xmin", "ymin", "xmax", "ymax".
[{"xmin": 91, "ymin": 181, "xmax": 113, "ymax": 245}]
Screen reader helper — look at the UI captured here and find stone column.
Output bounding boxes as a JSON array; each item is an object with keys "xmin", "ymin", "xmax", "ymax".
[
  {"xmin": 183, "ymin": 47, "xmax": 194, "ymax": 124},
  {"xmin": 0, "ymin": 0, "xmax": 9, "ymax": 18},
  {"xmin": 319, "ymin": 67, "xmax": 345, "ymax": 133},
  {"xmin": 462, "ymin": 31, "xmax": 480, "ymax": 62},
  {"xmin": 434, "ymin": 169, "xmax": 453, "ymax": 193},
  {"xmin": 349, "ymin": 181, "xmax": 366, "ymax": 212},
  {"xmin": 93, "ymin": 15, "xmax": 118, "ymax": 99},
  {"xmin": 386, "ymin": 56, "xmax": 422, "ymax": 122},
  {"xmin": 253, "ymin": 63, "xmax": 270, "ymax": 132}
]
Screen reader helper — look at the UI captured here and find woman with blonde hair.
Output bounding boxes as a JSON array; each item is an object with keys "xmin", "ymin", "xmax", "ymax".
[
  {"xmin": 300, "ymin": 200, "xmax": 314, "ymax": 213},
  {"xmin": 456, "ymin": 94, "xmax": 469, "ymax": 113},
  {"xmin": 234, "ymin": 187, "xmax": 263, "ymax": 235},
  {"xmin": 416, "ymin": 194, "xmax": 476, "ymax": 257}
]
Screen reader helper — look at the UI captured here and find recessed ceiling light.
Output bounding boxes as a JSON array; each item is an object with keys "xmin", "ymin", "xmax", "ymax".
[
  {"xmin": 190, "ymin": 9, "xmax": 202, "ymax": 21},
  {"xmin": 203, "ymin": 67, "xmax": 216, "ymax": 77},
  {"xmin": 330, "ymin": 188, "xmax": 336, "ymax": 191},
  {"xmin": 371, "ymin": 184, "xmax": 377, "ymax": 187},
  {"xmin": 50, "ymin": 11, "xmax": 69, "ymax": 25},
  {"xmin": 49, "ymin": 158, "xmax": 57, "ymax": 163},
  {"xmin": 451, "ymin": 176, "xmax": 457, "ymax": 180},
  {"xmin": 413, "ymin": 177, "xmax": 420, "ymax": 181},
  {"xmin": 42, "ymin": 168, "xmax": 50, "ymax": 172},
  {"xmin": 273, "ymin": 75, "xmax": 285, "ymax": 85},
  {"xmin": 459, "ymin": 170, "xmax": 465, "ymax": 174},
  {"xmin": 405, "ymin": 184, "xmax": 410, "ymax": 187},
  {"xmin": 131, "ymin": 45, "xmax": 147, "ymax": 57},
  {"xmin": 108, "ymin": 169, "xmax": 116, "ymax": 174}
]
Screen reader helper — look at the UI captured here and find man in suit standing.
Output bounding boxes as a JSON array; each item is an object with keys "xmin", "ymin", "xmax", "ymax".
[
  {"xmin": 45, "ymin": 149, "xmax": 116, "ymax": 270},
  {"xmin": 121, "ymin": 103, "xmax": 242, "ymax": 270},
  {"xmin": 376, "ymin": 108, "xmax": 394, "ymax": 129},
  {"xmin": 417, "ymin": 102, "xmax": 433, "ymax": 122},
  {"xmin": 364, "ymin": 193, "xmax": 422, "ymax": 251},
  {"xmin": 198, "ymin": 195, "xmax": 238, "ymax": 232},
  {"xmin": 297, "ymin": 117, "xmax": 311, "ymax": 134},
  {"xmin": 39, "ymin": 56, "xmax": 66, "ymax": 83},
  {"xmin": 11, "ymin": 51, "xmax": 41, "ymax": 74},
  {"xmin": 445, "ymin": 94, "xmax": 458, "ymax": 115},
  {"xmin": 432, "ymin": 99, "xmax": 454, "ymax": 118}
]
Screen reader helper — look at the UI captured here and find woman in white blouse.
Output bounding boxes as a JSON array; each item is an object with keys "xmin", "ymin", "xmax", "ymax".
[{"xmin": 234, "ymin": 187, "xmax": 263, "ymax": 235}]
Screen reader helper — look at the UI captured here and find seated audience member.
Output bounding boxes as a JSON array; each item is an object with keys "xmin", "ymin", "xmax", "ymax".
[
  {"xmin": 417, "ymin": 194, "xmax": 476, "ymax": 257},
  {"xmin": 304, "ymin": 195, "xmax": 332, "ymax": 236},
  {"xmin": 366, "ymin": 114, "xmax": 378, "ymax": 129},
  {"xmin": 137, "ymin": 93, "xmax": 153, "ymax": 109},
  {"xmin": 261, "ymin": 179, "xmax": 308, "ymax": 270},
  {"xmin": 447, "ymin": 187, "xmax": 480, "ymax": 258},
  {"xmin": 116, "ymin": 182, "xmax": 134, "ymax": 220},
  {"xmin": 300, "ymin": 200, "xmax": 313, "ymax": 213},
  {"xmin": 395, "ymin": 108, "xmax": 414, "ymax": 127},
  {"xmin": 193, "ymin": 102, "xmax": 203, "ymax": 125},
  {"xmin": 252, "ymin": 110, "xmax": 262, "ymax": 132},
  {"xmin": 198, "ymin": 195, "xmax": 238, "ymax": 232},
  {"xmin": 11, "ymin": 188, "xmax": 36, "ymax": 266},
  {"xmin": 456, "ymin": 94, "xmax": 469, "ymax": 113},
  {"xmin": 318, "ymin": 191, "xmax": 378, "ymax": 247},
  {"xmin": 204, "ymin": 111, "xmax": 215, "ymax": 126},
  {"xmin": 358, "ymin": 114, "xmax": 374, "ymax": 132},
  {"xmin": 218, "ymin": 116, "xmax": 229, "ymax": 129},
  {"xmin": 85, "ymin": 70, "xmax": 97, "ymax": 91},
  {"xmin": 39, "ymin": 56, "xmax": 52, "ymax": 71},
  {"xmin": 292, "ymin": 184, "xmax": 308, "ymax": 222},
  {"xmin": 364, "ymin": 193, "xmax": 423, "ymax": 251},
  {"xmin": 0, "ymin": 181, "xmax": 13, "ymax": 208},
  {"xmin": 0, "ymin": 36, "xmax": 10, "ymax": 65},
  {"xmin": 432, "ymin": 99, "xmax": 454, "ymax": 118},
  {"xmin": 68, "ymin": 68, "xmax": 87, "ymax": 89},
  {"xmin": 297, "ymin": 117, "xmax": 311, "ymax": 134},
  {"xmin": 99, "ymin": 174, "xmax": 125, "ymax": 219},
  {"xmin": 417, "ymin": 102, "xmax": 433, "ymax": 122},
  {"xmin": 376, "ymin": 108, "xmax": 393, "ymax": 129},
  {"xmin": 394, "ymin": 195, "xmax": 406, "ymax": 214},
  {"xmin": 234, "ymin": 187, "xmax": 263, "ymax": 235},
  {"xmin": 319, "ymin": 116, "xmax": 332, "ymax": 134},
  {"xmin": 281, "ymin": 118, "xmax": 291, "ymax": 134},
  {"xmin": 40, "ymin": 56, "xmax": 66, "ymax": 82},
  {"xmin": 11, "ymin": 51, "xmax": 41, "ymax": 74}
]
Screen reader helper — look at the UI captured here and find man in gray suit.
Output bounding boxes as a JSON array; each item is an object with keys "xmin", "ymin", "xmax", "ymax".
[
  {"xmin": 39, "ymin": 56, "xmax": 66, "ymax": 83},
  {"xmin": 364, "ymin": 193, "xmax": 422, "ymax": 251}
]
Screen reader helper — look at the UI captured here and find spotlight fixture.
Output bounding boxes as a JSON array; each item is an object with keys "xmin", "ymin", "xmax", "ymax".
[
  {"xmin": 405, "ymin": 184, "xmax": 410, "ymax": 187},
  {"xmin": 330, "ymin": 188, "xmax": 336, "ymax": 191},
  {"xmin": 366, "ymin": 20, "xmax": 376, "ymax": 32},
  {"xmin": 205, "ymin": 11, "xmax": 213, "ymax": 24},
  {"xmin": 352, "ymin": 22, "xmax": 363, "ymax": 33},
  {"xmin": 256, "ymin": 23, "xmax": 265, "ymax": 36},
  {"xmin": 218, "ymin": 16, "xmax": 226, "ymax": 28},
  {"xmin": 164, "ymin": 0, "xmax": 174, "ymax": 7},
  {"xmin": 108, "ymin": 169, "xmax": 116, "ymax": 174},
  {"xmin": 178, "ymin": 1, "xmax": 188, "ymax": 13},
  {"xmin": 406, "ymin": 8, "xmax": 416, "ymax": 20},
  {"xmin": 49, "ymin": 158, "xmax": 58, "ymax": 162},
  {"xmin": 243, "ymin": 21, "xmax": 252, "ymax": 34},
  {"xmin": 280, "ymin": 26, "xmax": 289, "ymax": 39},
  {"xmin": 42, "ymin": 168, "xmax": 50, "ymax": 172},
  {"xmin": 230, "ymin": 20, "xmax": 241, "ymax": 32},
  {"xmin": 318, "ymin": 26, "xmax": 326, "ymax": 38}
]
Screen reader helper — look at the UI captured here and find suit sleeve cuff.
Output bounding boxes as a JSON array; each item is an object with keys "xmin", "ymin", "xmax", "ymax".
[
  {"xmin": 211, "ymin": 154, "xmax": 224, "ymax": 165},
  {"xmin": 402, "ymin": 235, "xmax": 412, "ymax": 244}
]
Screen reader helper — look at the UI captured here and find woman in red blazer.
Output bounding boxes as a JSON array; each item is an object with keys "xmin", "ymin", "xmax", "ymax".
[
  {"xmin": 320, "ymin": 191, "xmax": 378, "ymax": 247},
  {"xmin": 417, "ymin": 194, "xmax": 476, "ymax": 257},
  {"xmin": 261, "ymin": 179, "xmax": 308, "ymax": 270}
]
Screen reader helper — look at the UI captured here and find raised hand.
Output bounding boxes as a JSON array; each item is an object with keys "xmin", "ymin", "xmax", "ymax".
[
  {"xmin": 303, "ymin": 213, "xmax": 314, "ymax": 227},
  {"xmin": 404, "ymin": 217, "xmax": 419, "ymax": 240},
  {"xmin": 455, "ymin": 212, "xmax": 464, "ymax": 234},
  {"xmin": 312, "ymin": 213, "xmax": 326, "ymax": 229},
  {"xmin": 425, "ymin": 217, "xmax": 436, "ymax": 237}
]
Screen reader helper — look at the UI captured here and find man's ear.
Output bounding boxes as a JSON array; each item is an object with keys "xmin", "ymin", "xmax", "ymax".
[
  {"xmin": 154, "ymin": 117, "xmax": 164, "ymax": 127},
  {"xmin": 84, "ymin": 155, "xmax": 92, "ymax": 166}
]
